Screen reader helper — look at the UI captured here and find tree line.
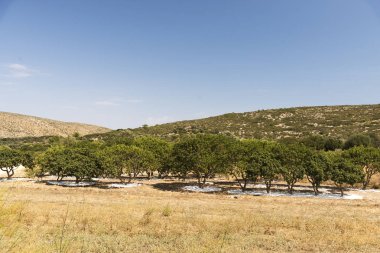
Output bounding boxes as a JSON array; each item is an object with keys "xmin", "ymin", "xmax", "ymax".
[{"xmin": 0, "ymin": 134, "xmax": 380, "ymax": 196}]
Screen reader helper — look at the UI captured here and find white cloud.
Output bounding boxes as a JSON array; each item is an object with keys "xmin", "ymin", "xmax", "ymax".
[
  {"xmin": 146, "ymin": 116, "xmax": 172, "ymax": 126},
  {"xmin": 7, "ymin": 63, "xmax": 35, "ymax": 78}
]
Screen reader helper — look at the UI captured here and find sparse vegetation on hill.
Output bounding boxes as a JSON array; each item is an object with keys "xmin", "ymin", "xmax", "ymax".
[
  {"xmin": 113, "ymin": 104, "xmax": 380, "ymax": 141},
  {"xmin": 0, "ymin": 112, "xmax": 110, "ymax": 138}
]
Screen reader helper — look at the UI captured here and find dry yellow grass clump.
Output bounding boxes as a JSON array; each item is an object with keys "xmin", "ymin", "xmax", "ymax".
[{"xmin": 0, "ymin": 180, "xmax": 379, "ymax": 253}]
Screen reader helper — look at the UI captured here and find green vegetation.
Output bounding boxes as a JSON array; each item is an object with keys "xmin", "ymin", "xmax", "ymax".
[
  {"xmin": 38, "ymin": 145, "xmax": 101, "ymax": 183},
  {"xmin": 92, "ymin": 104, "xmax": 380, "ymax": 141},
  {"xmin": 1, "ymin": 104, "xmax": 380, "ymax": 196},
  {"xmin": 0, "ymin": 146, "xmax": 23, "ymax": 178},
  {"xmin": 1, "ymin": 132, "xmax": 380, "ymax": 196},
  {"xmin": 329, "ymin": 155, "xmax": 364, "ymax": 196},
  {"xmin": 305, "ymin": 152, "xmax": 330, "ymax": 195}
]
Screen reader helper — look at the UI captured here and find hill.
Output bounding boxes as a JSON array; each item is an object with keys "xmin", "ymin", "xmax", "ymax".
[
  {"xmin": 0, "ymin": 112, "xmax": 110, "ymax": 138},
  {"xmin": 88, "ymin": 104, "xmax": 380, "ymax": 141}
]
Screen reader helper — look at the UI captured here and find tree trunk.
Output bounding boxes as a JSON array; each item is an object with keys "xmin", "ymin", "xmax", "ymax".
[
  {"xmin": 362, "ymin": 166, "xmax": 374, "ymax": 190},
  {"xmin": 242, "ymin": 178, "xmax": 247, "ymax": 192},
  {"xmin": 288, "ymin": 182, "xmax": 295, "ymax": 194},
  {"xmin": 312, "ymin": 182, "xmax": 318, "ymax": 196},
  {"xmin": 287, "ymin": 183, "xmax": 291, "ymax": 194},
  {"xmin": 6, "ymin": 168, "xmax": 14, "ymax": 179},
  {"xmin": 232, "ymin": 172, "xmax": 246, "ymax": 191},
  {"xmin": 202, "ymin": 175, "xmax": 207, "ymax": 188},
  {"xmin": 265, "ymin": 180, "xmax": 271, "ymax": 193}
]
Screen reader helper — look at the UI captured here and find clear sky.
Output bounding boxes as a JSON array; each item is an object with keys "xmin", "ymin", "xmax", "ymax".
[{"xmin": 1, "ymin": 0, "xmax": 380, "ymax": 129}]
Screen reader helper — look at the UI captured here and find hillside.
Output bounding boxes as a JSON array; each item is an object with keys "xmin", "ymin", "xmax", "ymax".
[
  {"xmin": 0, "ymin": 112, "xmax": 110, "ymax": 138},
  {"xmin": 90, "ymin": 104, "xmax": 380, "ymax": 141}
]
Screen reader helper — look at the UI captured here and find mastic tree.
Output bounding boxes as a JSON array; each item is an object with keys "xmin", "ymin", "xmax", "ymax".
[
  {"xmin": 259, "ymin": 142, "xmax": 281, "ymax": 193},
  {"xmin": 324, "ymin": 137, "xmax": 343, "ymax": 151},
  {"xmin": 66, "ymin": 147, "xmax": 101, "ymax": 183},
  {"xmin": 193, "ymin": 134, "xmax": 235, "ymax": 187},
  {"xmin": 229, "ymin": 140, "xmax": 280, "ymax": 192},
  {"xmin": 343, "ymin": 134, "xmax": 372, "ymax": 150},
  {"xmin": 278, "ymin": 143, "xmax": 310, "ymax": 194},
  {"xmin": 228, "ymin": 139, "xmax": 261, "ymax": 191},
  {"xmin": 124, "ymin": 146, "xmax": 157, "ymax": 180},
  {"xmin": 301, "ymin": 135, "xmax": 342, "ymax": 151},
  {"xmin": 171, "ymin": 136, "xmax": 198, "ymax": 180},
  {"xmin": 172, "ymin": 134, "xmax": 235, "ymax": 187},
  {"xmin": 100, "ymin": 145, "xmax": 157, "ymax": 182},
  {"xmin": 0, "ymin": 146, "xmax": 23, "ymax": 179},
  {"xmin": 300, "ymin": 135, "xmax": 326, "ymax": 150},
  {"xmin": 99, "ymin": 144, "xmax": 131, "ymax": 182},
  {"xmin": 305, "ymin": 151, "xmax": 331, "ymax": 195},
  {"xmin": 134, "ymin": 136, "xmax": 171, "ymax": 178},
  {"xmin": 39, "ymin": 146, "xmax": 70, "ymax": 181},
  {"xmin": 39, "ymin": 146, "xmax": 101, "ymax": 182},
  {"xmin": 330, "ymin": 154, "xmax": 364, "ymax": 196},
  {"xmin": 344, "ymin": 146, "xmax": 380, "ymax": 189}
]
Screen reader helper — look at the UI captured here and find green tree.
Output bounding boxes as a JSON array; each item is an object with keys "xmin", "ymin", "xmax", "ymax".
[
  {"xmin": 330, "ymin": 154, "xmax": 364, "ymax": 196},
  {"xmin": 124, "ymin": 146, "xmax": 157, "ymax": 180},
  {"xmin": 134, "ymin": 136, "xmax": 171, "ymax": 178},
  {"xmin": 39, "ymin": 146, "xmax": 71, "ymax": 181},
  {"xmin": 343, "ymin": 134, "xmax": 372, "ymax": 149},
  {"xmin": 172, "ymin": 134, "xmax": 235, "ymax": 187},
  {"xmin": 171, "ymin": 136, "xmax": 198, "ymax": 180},
  {"xmin": 305, "ymin": 151, "xmax": 330, "ymax": 195},
  {"xmin": 324, "ymin": 137, "xmax": 343, "ymax": 151},
  {"xmin": 65, "ymin": 147, "xmax": 100, "ymax": 183},
  {"xmin": 39, "ymin": 146, "xmax": 101, "ymax": 182},
  {"xmin": 344, "ymin": 146, "xmax": 380, "ymax": 189},
  {"xmin": 0, "ymin": 146, "xmax": 23, "ymax": 178},
  {"xmin": 259, "ymin": 142, "xmax": 281, "ymax": 193},
  {"xmin": 301, "ymin": 135, "xmax": 326, "ymax": 150},
  {"xmin": 278, "ymin": 144, "xmax": 310, "ymax": 194},
  {"xmin": 228, "ymin": 140, "xmax": 260, "ymax": 191},
  {"xmin": 229, "ymin": 140, "xmax": 280, "ymax": 192},
  {"xmin": 100, "ymin": 144, "xmax": 131, "ymax": 182},
  {"xmin": 100, "ymin": 145, "xmax": 157, "ymax": 182}
]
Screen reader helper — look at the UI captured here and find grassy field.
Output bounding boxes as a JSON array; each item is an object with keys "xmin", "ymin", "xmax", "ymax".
[{"xmin": 0, "ymin": 179, "xmax": 379, "ymax": 253}]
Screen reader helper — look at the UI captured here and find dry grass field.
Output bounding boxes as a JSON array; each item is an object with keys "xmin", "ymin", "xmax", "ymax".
[{"xmin": 0, "ymin": 178, "xmax": 379, "ymax": 253}]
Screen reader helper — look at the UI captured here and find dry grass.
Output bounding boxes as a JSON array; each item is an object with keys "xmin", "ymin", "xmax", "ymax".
[
  {"xmin": 0, "ymin": 111, "xmax": 109, "ymax": 138},
  {"xmin": 0, "ymin": 180, "xmax": 379, "ymax": 253}
]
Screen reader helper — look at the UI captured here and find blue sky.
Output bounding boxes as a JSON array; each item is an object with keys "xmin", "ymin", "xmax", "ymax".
[{"xmin": 1, "ymin": 0, "xmax": 380, "ymax": 129}]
